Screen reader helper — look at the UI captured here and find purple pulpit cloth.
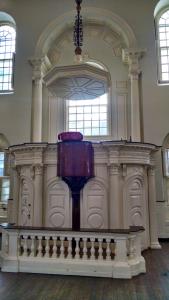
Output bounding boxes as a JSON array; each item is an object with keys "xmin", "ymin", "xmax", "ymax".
[{"xmin": 57, "ymin": 141, "xmax": 94, "ymax": 177}]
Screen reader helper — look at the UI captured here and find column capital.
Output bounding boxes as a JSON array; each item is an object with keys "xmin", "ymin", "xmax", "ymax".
[
  {"xmin": 34, "ymin": 164, "xmax": 43, "ymax": 176},
  {"xmin": 122, "ymin": 48, "xmax": 146, "ymax": 79},
  {"xmin": 109, "ymin": 164, "xmax": 121, "ymax": 175},
  {"xmin": 29, "ymin": 56, "xmax": 49, "ymax": 80},
  {"xmin": 148, "ymin": 165, "xmax": 155, "ymax": 176}
]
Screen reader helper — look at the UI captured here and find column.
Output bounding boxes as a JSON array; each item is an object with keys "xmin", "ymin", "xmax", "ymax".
[
  {"xmin": 122, "ymin": 49, "xmax": 145, "ymax": 142},
  {"xmin": 148, "ymin": 166, "xmax": 161, "ymax": 249},
  {"xmin": 109, "ymin": 164, "xmax": 122, "ymax": 229},
  {"xmin": 33, "ymin": 164, "xmax": 43, "ymax": 226},
  {"xmin": 10, "ymin": 165, "xmax": 20, "ymax": 225},
  {"xmin": 29, "ymin": 57, "xmax": 44, "ymax": 142}
]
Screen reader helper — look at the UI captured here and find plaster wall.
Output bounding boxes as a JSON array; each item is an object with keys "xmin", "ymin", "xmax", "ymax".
[{"xmin": 0, "ymin": 0, "xmax": 167, "ymax": 146}]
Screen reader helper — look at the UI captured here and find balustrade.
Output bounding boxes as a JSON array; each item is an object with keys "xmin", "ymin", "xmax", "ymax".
[{"xmin": 0, "ymin": 226, "xmax": 146, "ymax": 278}]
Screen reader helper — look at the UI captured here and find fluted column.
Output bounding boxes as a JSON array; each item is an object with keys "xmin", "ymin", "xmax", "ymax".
[
  {"xmin": 29, "ymin": 57, "xmax": 44, "ymax": 142},
  {"xmin": 33, "ymin": 164, "xmax": 43, "ymax": 226},
  {"xmin": 123, "ymin": 49, "xmax": 145, "ymax": 142},
  {"xmin": 109, "ymin": 164, "xmax": 122, "ymax": 229},
  {"xmin": 148, "ymin": 166, "xmax": 161, "ymax": 249}
]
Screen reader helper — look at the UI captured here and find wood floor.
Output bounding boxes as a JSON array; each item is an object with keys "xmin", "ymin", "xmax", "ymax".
[{"xmin": 0, "ymin": 241, "xmax": 169, "ymax": 300}]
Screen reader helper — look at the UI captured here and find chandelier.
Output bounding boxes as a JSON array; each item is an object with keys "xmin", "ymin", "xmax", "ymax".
[{"xmin": 73, "ymin": 0, "xmax": 83, "ymax": 62}]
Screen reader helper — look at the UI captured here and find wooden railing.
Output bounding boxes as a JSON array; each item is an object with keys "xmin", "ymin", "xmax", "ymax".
[{"xmin": 0, "ymin": 225, "xmax": 146, "ymax": 278}]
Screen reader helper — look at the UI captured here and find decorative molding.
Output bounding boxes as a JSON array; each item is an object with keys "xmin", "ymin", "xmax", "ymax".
[
  {"xmin": 35, "ymin": 8, "xmax": 137, "ymax": 57},
  {"xmin": 148, "ymin": 166, "xmax": 155, "ymax": 176},
  {"xmin": 29, "ymin": 56, "xmax": 46, "ymax": 80},
  {"xmin": 34, "ymin": 164, "xmax": 43, "ymax": 176},
  {"xmin": 109, "ymin": 164, "xmax": 121, "ymax": 175},
  {"xmin": 122, "ymin": 48, "xmax": 146, "ymax": 80}
]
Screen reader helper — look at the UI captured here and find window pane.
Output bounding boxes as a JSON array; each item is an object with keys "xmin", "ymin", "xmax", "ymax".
[
  {"xmin": 92, "ymin": 128, "xmax": 100, "ymax": 135},
  {"xmin": 0, "ymin": 25, "xmax": 16, "ymax": 92},
  {"xmin": 67, "ymin": 93, "xmax": 109, "ymax": 136},
  {"xmin": 77, "ymin": 114, "xmax": 83, "ymax": 121},
  {"xmin": 162, "ymin": 73, "xmax": 169, "ymax": 80},
  {"xmin": 69, "ymin": 122, "xmax": 76, "ymax": 129},
  {"xmin": 100, "ymin": 127, "xmax": 107, "ymax": 135},
  {"xmin": 69, "ymin": 114, "xmax": 76, "ymax": 121},
  {"xmin": 84, "ymin": 128, "xmax": 91, "ymax": 135},
  {"xmin": 162, "ymin": 65, "xmax": 169, "ymax": 72},
  {"xmin": 77, "ymin": 107, "xmax": 83, "ymax": 113},
  {"xmin": 69, "ymin": 107, "xmax": 76, "ymax": 114}
]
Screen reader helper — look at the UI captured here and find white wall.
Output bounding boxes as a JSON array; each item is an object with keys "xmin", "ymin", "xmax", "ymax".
[{"xmin": 0, "ymin": 0, "xmax": 167, "ymax": 147}]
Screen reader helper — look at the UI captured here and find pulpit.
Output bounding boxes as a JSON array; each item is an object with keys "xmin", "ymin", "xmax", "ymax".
[{"xmin": 57, "ymin": 132, "xmax": 94, "ymax": 230}]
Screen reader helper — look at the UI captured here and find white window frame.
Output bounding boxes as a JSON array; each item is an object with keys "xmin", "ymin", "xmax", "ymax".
[
  {"xmin": 0, "ymin": 22, "xmax": 16, "ymax": 94},
  {"xmin": 64, "ymin": 61, "xmax": 112, "ymax": 140},
  {"xmin": 156, "ymin": 8, "xmax": 169, "ymax": 84}
]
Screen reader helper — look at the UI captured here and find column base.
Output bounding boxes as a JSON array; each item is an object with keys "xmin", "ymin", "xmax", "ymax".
[{"xmin": 150, "ymin": 242, "xmax": 161, "ymax": 249}]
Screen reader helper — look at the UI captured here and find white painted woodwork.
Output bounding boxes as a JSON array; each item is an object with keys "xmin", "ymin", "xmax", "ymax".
[
  {"xmin": 1, "ymin": 227, "xmax": 145, "ymax": 279},
  {"xmin": 81, "ymin": 179, "xmax": 108, "ymax": 229},
  {"xmin": 45, "ymin": 179, "xmax": 71, "ymax": 228},
  {"xmin": 7, "ymin": 141, "xmax": 160, "ymax": 250}
]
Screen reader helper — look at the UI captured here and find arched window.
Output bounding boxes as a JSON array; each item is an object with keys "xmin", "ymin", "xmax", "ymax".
[
  {"xmin": 0, "ymin": 24, "xmax": 16, "ymax": 92},
  {"xmin": 156, "ymin": 9, "xmax": 169, "ymax": 83}
]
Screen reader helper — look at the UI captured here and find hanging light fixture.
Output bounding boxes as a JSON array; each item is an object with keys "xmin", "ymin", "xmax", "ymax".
[{"xmin": 73, "ymin": 0, "xmax": 83, "ymax": 62}]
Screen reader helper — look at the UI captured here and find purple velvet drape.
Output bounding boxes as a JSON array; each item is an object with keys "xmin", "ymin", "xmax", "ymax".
[{"xmin": 57, "ymin": 141, "xmax": 94, "ymax": 178}]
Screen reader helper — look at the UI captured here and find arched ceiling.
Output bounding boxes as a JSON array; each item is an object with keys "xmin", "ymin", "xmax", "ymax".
[
  {"xmin": 47, "ymin": 22, "xmax": 125, "ymax": 66},
  {"xmin": 35, "ymin": 7, "xmax": 137, "ymax": 56}
]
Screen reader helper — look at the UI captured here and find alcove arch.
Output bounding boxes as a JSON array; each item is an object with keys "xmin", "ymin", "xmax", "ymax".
[{"xmin": 35, "ymin": 7, "xmax": 137, "ymax": 57}]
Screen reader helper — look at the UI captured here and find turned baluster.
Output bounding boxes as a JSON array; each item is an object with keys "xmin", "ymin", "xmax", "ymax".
[
  {"xmin": 44, "ymin": 236, "xmax": 50, "ymax": 258},
  {"xmin": 18, "ymin": 236, "xmax": 22, "ymax": 256},
  {"xmin": 98, "ymin": 238, "xmax": 103, "ymax": 261},
  {"xmin": 106, "ymin": 238, "xmax": 111, "ymax": 261},
  {"xmin": 52, "ymin": 237, "xmax": 57, "ymax": 258},
  {"xmin": 67, "ymin": 237, "xmax": 72, "ymax": 259},
  {"xmin": 37, "ymin": 236, "xmax": 43, "ymax": 257},
  {"xmin": 82, "ymin": 237, "xmax": 88, "ymax": 260},
  {"xmin": 23, "ymin": 235, "xmax": 28, "ymax": 257},
  {"xmin": 75, "ymin": 237, "xmax": 80, "ymax": 259},
  {"xmin": 30, "ymin": 235, "xmax": 35, "ymax": 257},
  {"xmin": 60, "ymin": 236, "xmax": 65, "ymax": 259},
  {"xmin": 90, "ymin": 238, "xmax": 95, "ymax": 260}
]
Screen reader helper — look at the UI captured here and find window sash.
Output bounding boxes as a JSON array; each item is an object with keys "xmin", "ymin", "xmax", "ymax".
[
  {"xmin": 66, "ymin": 94, "xmax": 109, "ymax": 137},
  {"xmin": 157, "ymin": 11, "xmax": 169, "ymax": 83},
  {"xmin": 0, "ymin": 25, "xmax": 16, "ymax": 92}
]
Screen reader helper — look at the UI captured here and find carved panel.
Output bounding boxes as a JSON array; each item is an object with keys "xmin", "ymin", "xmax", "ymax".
[
  {"xmin": 127, "ymin": 177, "xmax": 144, "ymax": 227},
  {"xmin": 19, "ymin": 178, "xmax": 33, "ymax": 226},
  {"xmin": 81, "ymin": 179, "xmax": 108, "ymax": 229},
  {"xmin": 45, "ymin": 179, "xmax": 71, "ymax": 228}
]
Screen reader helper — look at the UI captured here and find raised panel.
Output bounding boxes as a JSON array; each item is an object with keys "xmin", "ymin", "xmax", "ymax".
[
  {"xmin": 81, "ymin": 179, "xmax": 108, "ymax": 229},
  {"xmin": 87, "ymin": 196, "xmax": 102, "ymax": 210},
  {"xmin": 45, "ymin": 179, "xmax": 71, "ymax": 228},
  {"xmin": 87, "ymin": 213, "xmax": 104, "ymax": 228},
  {"xmin": 49, "ymin": 194, "xmax": 65, "ymax": 208},
  {"xmin": 127, "ymin": 178, "xmax": 144, "ymax": 227},
  {"xmin": 19, "ymin": 178, "xmax": 33, "ymax": 226}
]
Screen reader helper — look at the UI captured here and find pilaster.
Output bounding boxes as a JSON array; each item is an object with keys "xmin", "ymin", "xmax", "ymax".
[
  {"xmin": 122, "ymin": 48, "xmax": 145, "ymax": 142},
  {"xmin": 109, "ymin": 164, "xmax": 122, "ymax": 229},
  {"xmin": 148, "ymin": 166, "xmax": 161, "ymax": 249},
  {"xmin": 29, "ymin": 57, "xmax": 45, "ymax": 143}
]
